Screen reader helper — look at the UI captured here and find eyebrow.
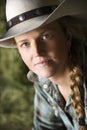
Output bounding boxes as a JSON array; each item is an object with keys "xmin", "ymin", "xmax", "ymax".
[
  {"xmin": 15, "ymin": 28, "xmax": 53, "ymax": 43},
  {"xmin": 38, "ymin": 29, "xmax": 54, "ymax": 37},
  {"xmin": 17, "ymin": 39, "xmax": 28, "ymax": 44}
]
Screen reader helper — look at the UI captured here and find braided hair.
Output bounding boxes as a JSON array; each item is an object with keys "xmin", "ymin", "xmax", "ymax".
[{"xmin": 58, "ymin": 16, "xmax": 87, "ymax": 130}]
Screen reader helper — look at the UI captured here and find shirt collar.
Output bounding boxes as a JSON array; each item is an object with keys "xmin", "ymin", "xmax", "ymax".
[
  {"xmin": 27, "ymin": 70, "xmax": 87, "ymax": 108},
  {"xmin": 27, "ymin": 70, "xmax": 51, "ymax": 87}
]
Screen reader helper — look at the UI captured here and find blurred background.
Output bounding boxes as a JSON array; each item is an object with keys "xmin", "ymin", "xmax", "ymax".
[
  {"xmin": 0, "ymin": 0, "xmax": 34, "ymax": 130},
  {"xmin": 0, "ymin": 0, "xmax": 87, "ymax": 130}
]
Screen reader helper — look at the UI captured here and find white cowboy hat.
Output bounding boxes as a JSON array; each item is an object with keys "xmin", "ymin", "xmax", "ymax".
[{"xmin": 0, "ymin": 0, "xmax": 87, "ymax": 48}]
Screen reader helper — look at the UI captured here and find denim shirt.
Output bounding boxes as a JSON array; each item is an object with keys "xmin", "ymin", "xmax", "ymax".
[{"xmin": 27, "ymin": 71, "xmax": 87, "ymax": 130}]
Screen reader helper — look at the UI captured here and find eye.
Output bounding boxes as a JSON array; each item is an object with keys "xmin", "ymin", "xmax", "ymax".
[
  {"xmin": 21, "ymin": 42, "xmax": 30, "ymax": 47},
  {"xmin": 42, "ymin": 33, "xmax": 53, "ymax": 40}
]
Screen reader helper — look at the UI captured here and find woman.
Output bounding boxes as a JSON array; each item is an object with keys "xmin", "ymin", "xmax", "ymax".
[{"xmin": 0, "ymin": 0, "xmax": 87, "ymax": 130}]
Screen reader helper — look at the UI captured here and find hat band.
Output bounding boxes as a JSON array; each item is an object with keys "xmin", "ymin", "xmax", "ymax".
[{"xmin": 7, "ymin": 5, "xmax": 57, "ymax": 30}]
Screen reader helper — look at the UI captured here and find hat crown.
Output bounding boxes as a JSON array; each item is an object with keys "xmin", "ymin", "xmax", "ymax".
[{"xmin": 6, "ymin": 0, "xmax": 59, "ymax": 21}]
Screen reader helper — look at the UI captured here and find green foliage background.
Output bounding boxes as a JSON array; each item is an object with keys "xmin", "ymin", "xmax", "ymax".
[{"xmin": 0, "ymin": 1, "xmax": 34, "ymax": 130}]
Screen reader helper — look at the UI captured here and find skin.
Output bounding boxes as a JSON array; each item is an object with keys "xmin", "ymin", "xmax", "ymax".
[{"xmin": 14, "ymin": 20, "xmax": 72, "ymax": 100}]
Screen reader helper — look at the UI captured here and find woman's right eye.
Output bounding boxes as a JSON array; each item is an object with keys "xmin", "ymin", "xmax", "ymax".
[{"xmin": 21, "ymin": 42, "xmax": 30, "ymax": 47}]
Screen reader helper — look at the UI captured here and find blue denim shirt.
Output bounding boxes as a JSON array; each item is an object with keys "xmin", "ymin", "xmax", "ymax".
[{"xmin": 27, "ymin": 71, "xmax": 87, "ymax": 130}]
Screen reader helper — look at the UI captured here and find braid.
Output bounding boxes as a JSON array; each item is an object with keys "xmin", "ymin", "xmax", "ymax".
[
  {"xmin": 70, "ymin": 67, "xmax": 87, "ymax": 130},
  {"xmin": 58, "ymin": 16, "xmax": 87, "ymax": 129}
]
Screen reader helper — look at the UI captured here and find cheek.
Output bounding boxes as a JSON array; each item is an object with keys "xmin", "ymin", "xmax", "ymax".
[
  {"xmin": 49, "ymin": 39, "xmax": 68, "ymax": 61},
  {"xmin": 56, "ymin": 43, "xmax": 68, "ymax": 59},
  {"xmin": 18, "ymin": 50, "xmax": 30, "ymax": 66},
  {"xmin": 48, "ymin": 40, "xmax": 65, "ymax": 54}
]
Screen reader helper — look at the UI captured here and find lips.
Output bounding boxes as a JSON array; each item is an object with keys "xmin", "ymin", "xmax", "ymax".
[{"xmin": 33, "ymin": 57, "xmax": 52, "ymax": 66}]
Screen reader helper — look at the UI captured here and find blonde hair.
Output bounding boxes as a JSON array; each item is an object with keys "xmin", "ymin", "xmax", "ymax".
[{"xmin": 58, "ymin": 16, "xmax": 87, "ymax": 130}]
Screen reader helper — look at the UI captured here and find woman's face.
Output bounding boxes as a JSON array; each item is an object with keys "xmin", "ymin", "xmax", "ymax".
[{"xmin": 14, "ymin": 21, "xmax": 71, "ymax": 79}]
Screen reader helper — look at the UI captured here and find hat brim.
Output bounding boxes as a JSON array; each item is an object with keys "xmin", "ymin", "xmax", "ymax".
[{"xmin": 0, "ymin": 0, "xmax": 87, "ymax": 48}]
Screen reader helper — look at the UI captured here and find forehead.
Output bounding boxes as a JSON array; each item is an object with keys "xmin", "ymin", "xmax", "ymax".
[{"xmin": 14, "ymin": 20, "xmax": 60, "ymax": 41}]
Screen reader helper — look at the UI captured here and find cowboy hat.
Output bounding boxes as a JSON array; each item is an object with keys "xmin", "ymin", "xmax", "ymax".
[{"xmin": 0, "ymin": 0, "xmax": 87, "ymax": 48}]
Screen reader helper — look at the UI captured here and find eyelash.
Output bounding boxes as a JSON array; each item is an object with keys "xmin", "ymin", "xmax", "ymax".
[
  {"xmin": 41, "ymin": 33, "xmax": 53, "ymax": 40},
  {"xmin": 21, "ymin": 42, "xmax": 30, "ymax": 47}
]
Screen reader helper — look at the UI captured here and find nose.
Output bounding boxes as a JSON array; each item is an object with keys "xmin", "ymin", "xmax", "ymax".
[{"xmin": 32, "ymin": 39, "xmax": 46, "ymax": 56}]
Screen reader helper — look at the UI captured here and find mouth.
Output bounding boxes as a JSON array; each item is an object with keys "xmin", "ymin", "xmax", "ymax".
[{"xmin": 34, "ymin": 58, "xmax": 52, "ymax": 67}]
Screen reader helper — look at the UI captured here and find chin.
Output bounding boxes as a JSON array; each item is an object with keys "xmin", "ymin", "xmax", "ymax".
[
  {"xmin": 34, "ymin": 66, "xmax": 56, "ymax": 78},
  {"xmin": 36, "ymin": 71, "xmax": 54, "ymax": 79}
]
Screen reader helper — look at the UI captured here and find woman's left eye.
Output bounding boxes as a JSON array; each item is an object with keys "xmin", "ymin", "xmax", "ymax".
[{"xmin": 42, "ymin": 33, "xmax": 52, "ymax": 40}]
